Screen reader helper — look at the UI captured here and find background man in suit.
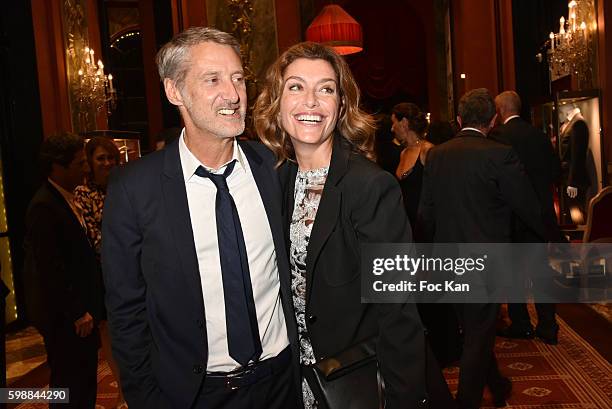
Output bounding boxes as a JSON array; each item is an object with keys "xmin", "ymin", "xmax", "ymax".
[
  {"xmin": 420, "ymin": 88, "xmax": 546, "ymax": 409},
  {"xmin": 102, "ymin": 27, "xmax": 299, "ymax": 409},
  {"xmin": 24, "ymin": 132, "xmax": 102, "ymax": 409},
  {"xmin": 492, "ymin": 91, "xmax": 562, "ymax": 345}
]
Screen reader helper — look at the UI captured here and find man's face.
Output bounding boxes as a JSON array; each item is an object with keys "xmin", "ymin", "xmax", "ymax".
[
  {"xmin": 64, "ymin": 149, "xmax": 87, "ymax": 190},
  {"xmin": 171, "ymin": 42, "xmax": 247, "ymax": 140},
  {"xmin": 391, "ymin": 114, "xmax": 408, "ymax": 143}
]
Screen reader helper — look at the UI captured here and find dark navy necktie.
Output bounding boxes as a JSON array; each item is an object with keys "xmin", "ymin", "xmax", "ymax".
[{"xmin": 195, "ymin": 160, "xmax": 262, "ymax": 366}]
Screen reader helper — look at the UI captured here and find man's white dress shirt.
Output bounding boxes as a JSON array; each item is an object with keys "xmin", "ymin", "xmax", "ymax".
[{"xmin": 179, "ymin": 133, "xmax": 289, "ymax": 371}]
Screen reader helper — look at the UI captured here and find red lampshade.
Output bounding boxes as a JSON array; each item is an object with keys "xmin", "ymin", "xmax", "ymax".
[{"xmin": 306, "ymin": 5, "xmax": 363, "ymax": 55}]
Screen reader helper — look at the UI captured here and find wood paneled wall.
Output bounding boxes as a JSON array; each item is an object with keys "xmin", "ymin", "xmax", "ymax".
[
  {"xmin": 451, "ymin": 0, "xmax": 515, "ymax": 101},
  {"xmin": 31, "ymin": 0, "xmax": 72, "ymax": 136},
  {"xmin": 31, "ymin": 0, "xmax": 111, "ymax": 136}
]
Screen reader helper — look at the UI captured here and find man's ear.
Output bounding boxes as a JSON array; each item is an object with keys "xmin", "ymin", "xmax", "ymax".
[{"xmin": 164, "ymin": 78, "xmax": 184, "ymax": 107}]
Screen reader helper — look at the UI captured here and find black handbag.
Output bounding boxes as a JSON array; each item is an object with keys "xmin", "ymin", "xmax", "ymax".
[{"xmin": 304, "ymin": 338, "xmax": 385, "ymax": 409}]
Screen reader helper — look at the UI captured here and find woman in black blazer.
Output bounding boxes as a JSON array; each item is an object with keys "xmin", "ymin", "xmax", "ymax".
[{"xmin": 254, "ymin": 42, "xmax": 439, "ymax": 409}]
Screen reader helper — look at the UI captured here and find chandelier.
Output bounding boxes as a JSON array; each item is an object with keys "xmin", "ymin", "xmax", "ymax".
[
  {"xmin": 541, "ymin": 0, "xmax": 596, "ymax": 88},
  {"xmin": 72, "ymin": 46, "xmax": 117, "ymax": 131}
]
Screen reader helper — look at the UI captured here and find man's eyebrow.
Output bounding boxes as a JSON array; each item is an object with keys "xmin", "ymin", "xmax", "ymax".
[
  {"xmin": 200, "ymin": 70, "xmax": 220, "ymax": 77},
  {"xmin": 199, "ymin": 70, "xmax": 245, "ymax": 77}
]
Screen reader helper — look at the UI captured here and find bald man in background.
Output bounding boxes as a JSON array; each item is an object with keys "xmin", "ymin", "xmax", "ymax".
[{"xmin": 491, "ymin": 91, "xmax": 563, "ymax": 345}]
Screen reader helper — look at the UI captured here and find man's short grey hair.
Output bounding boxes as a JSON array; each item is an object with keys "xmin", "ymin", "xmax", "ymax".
[
  {"xmin": 156, "ymin": 27, "xmax": 241, "ymax": 87},
  {"xmin": 458, "ymin": 88, "xmax": 496, "ymax": 128},
  {"xmin": 495, "ymin": 90, "xmax": 521, "ymax": 115}
]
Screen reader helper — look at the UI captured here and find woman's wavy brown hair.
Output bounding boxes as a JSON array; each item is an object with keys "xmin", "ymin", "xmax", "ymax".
[{"xmin": 254, "ymin": 42, "xmax": 376, "ymax": 165}]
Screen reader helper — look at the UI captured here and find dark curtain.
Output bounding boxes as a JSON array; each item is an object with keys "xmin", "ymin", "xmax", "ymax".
[{"xmin": 345, "ymin": 0, "xmax": 428, "ymax": 112}]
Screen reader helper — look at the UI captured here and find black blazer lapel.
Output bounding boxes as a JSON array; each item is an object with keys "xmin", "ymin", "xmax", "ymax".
[
  {"xmin": 45, "ymin": 182, "xmax": 87, "ymax": 232},
  {"xmin": 279, "ymin": 161, "xmax": 298, "ymax": 249},
  {"xmin": 160, "ymin": 142, "xmax": 206, "ymax": 319},
  {"xmin": 304, "ymin": 135, "xmax": 349, "ymax": 306}
]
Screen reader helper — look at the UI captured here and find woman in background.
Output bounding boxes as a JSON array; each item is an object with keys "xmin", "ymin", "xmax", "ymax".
[
  {"xmin": 75, "ymin": 137, "xmax": 120, "ymax": 254},
  {"xmin": 255, "ymin": 42, "xmax": 450, "ymax": 409},
  {"xmin": 392, "ymin": 108, "xmax": 461, "ymax": 370},
  {"xmin": 74, "ymin": 137, "xmax": 126, "ymax": 409},
  {"xmin": 392, "ymin": 103, "xmax": 434, "ymax": 233}
]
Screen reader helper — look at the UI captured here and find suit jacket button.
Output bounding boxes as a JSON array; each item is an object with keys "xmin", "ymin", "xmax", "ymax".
[
  {"xmin": 193, "ymin": 364, "xmax": 203, "ymax": 374},
  {"xmin": 419, "ymin": 397, "xmax": 428, "ymax": 407},
  {"xmin": 307, "ymin": 315, "xmax": 317, "ymax": 324}
]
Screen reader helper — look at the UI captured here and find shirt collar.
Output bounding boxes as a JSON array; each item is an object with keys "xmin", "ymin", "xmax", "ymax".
[
  {"xmin": 178, "ymin": 128, "xmax": 246, "ymax": 182},
  {"xmin": 461, "ymin": 127, "xmax": 487, "ymax": 136},
  {"xmin": 48, "ymin": 178, "xmax": 75, "ymax": 203},
  {"xmin": 503, "ymin": 115, "xmax": 520, "ymax": 124}
]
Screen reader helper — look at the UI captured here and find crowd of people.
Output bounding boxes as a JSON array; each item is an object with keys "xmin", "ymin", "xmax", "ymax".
[{"xmin": 23, "ymin": 26, "xmax": 572, "ymax": 409}]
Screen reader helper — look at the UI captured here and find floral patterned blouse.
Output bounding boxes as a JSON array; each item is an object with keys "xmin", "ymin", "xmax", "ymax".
[
  {"xmin": 74, "ymin": 181, "xmax": 106, "ymax": 255},
  {"xmin": 290, "ymin": 166, "xmax": 329, "ymax": 409}
]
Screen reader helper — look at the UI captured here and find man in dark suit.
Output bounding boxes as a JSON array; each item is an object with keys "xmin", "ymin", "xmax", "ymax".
[
  {"xmin": 491, "ymin": 91, "xmax": 562, "ymax": 345},
  {"xmin": 102, "ymin": 27, "xmax": 299, "ymax": 409},
  {"xmin": 23, "ymin": 132, "xmax": 102, "ymax": 409},
  {"xmin": 420, "ymin": 88, "xmax": 546, "ymax": 409}
]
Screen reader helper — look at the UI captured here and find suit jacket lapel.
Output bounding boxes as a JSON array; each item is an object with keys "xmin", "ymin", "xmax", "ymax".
[
  {"xmin": 239, "ymin": 142, "xmax": 284, "ymax": 253},
  {"xmin": 45, "ymin": 182, "xmax": 88, "ymax": 236},
  {"xmin": 304, "ymin": 135, "xmax": 348, "ymax": 306},
  {"xmin": 239, "ymin": 142, "xmax": 293, "ymax": 305},
  {"xmin": 241, "ymin": 143, "xmax": 301, "ymax": 353},
  {"xmin": 280, "ymin": 161, "xmax": 297, "ymax": 247},
  {"xmin": 160, "ymin": 141, "xmax": 206, "ymax": 319}
]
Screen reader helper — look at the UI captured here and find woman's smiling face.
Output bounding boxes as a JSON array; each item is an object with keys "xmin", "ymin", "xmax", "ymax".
[{"xmin": 280, "ymin": 58, "xmax": 340, "ymax": 152}]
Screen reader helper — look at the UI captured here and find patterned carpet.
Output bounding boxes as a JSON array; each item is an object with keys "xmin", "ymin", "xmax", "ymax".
[
  {"xmin": 12, "ymin": 361, "xmax": 120, "ymax": 409},
  {"xmin": 588, "ymin": 303, "xmax": 612, "ymax": 324},
  {"xmin": 444, "ymin": 312, "xmax": 612, "ymax": 408},
  {"xmin": 10, "ymin": 310, "xmax": 612, "ymax": 409}
]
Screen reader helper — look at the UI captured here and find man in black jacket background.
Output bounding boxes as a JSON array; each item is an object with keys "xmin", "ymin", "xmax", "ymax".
[
  {"xmin": 420, "ymin": 88, "xmax": 546, "ymax": 409},
  {"xmin": 491, "ymin": 91, "xmax": 562, "ymax": 345},
  {"xmin": 23, "ymin": 133, "xmax": 103, "ymax": 409}
]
